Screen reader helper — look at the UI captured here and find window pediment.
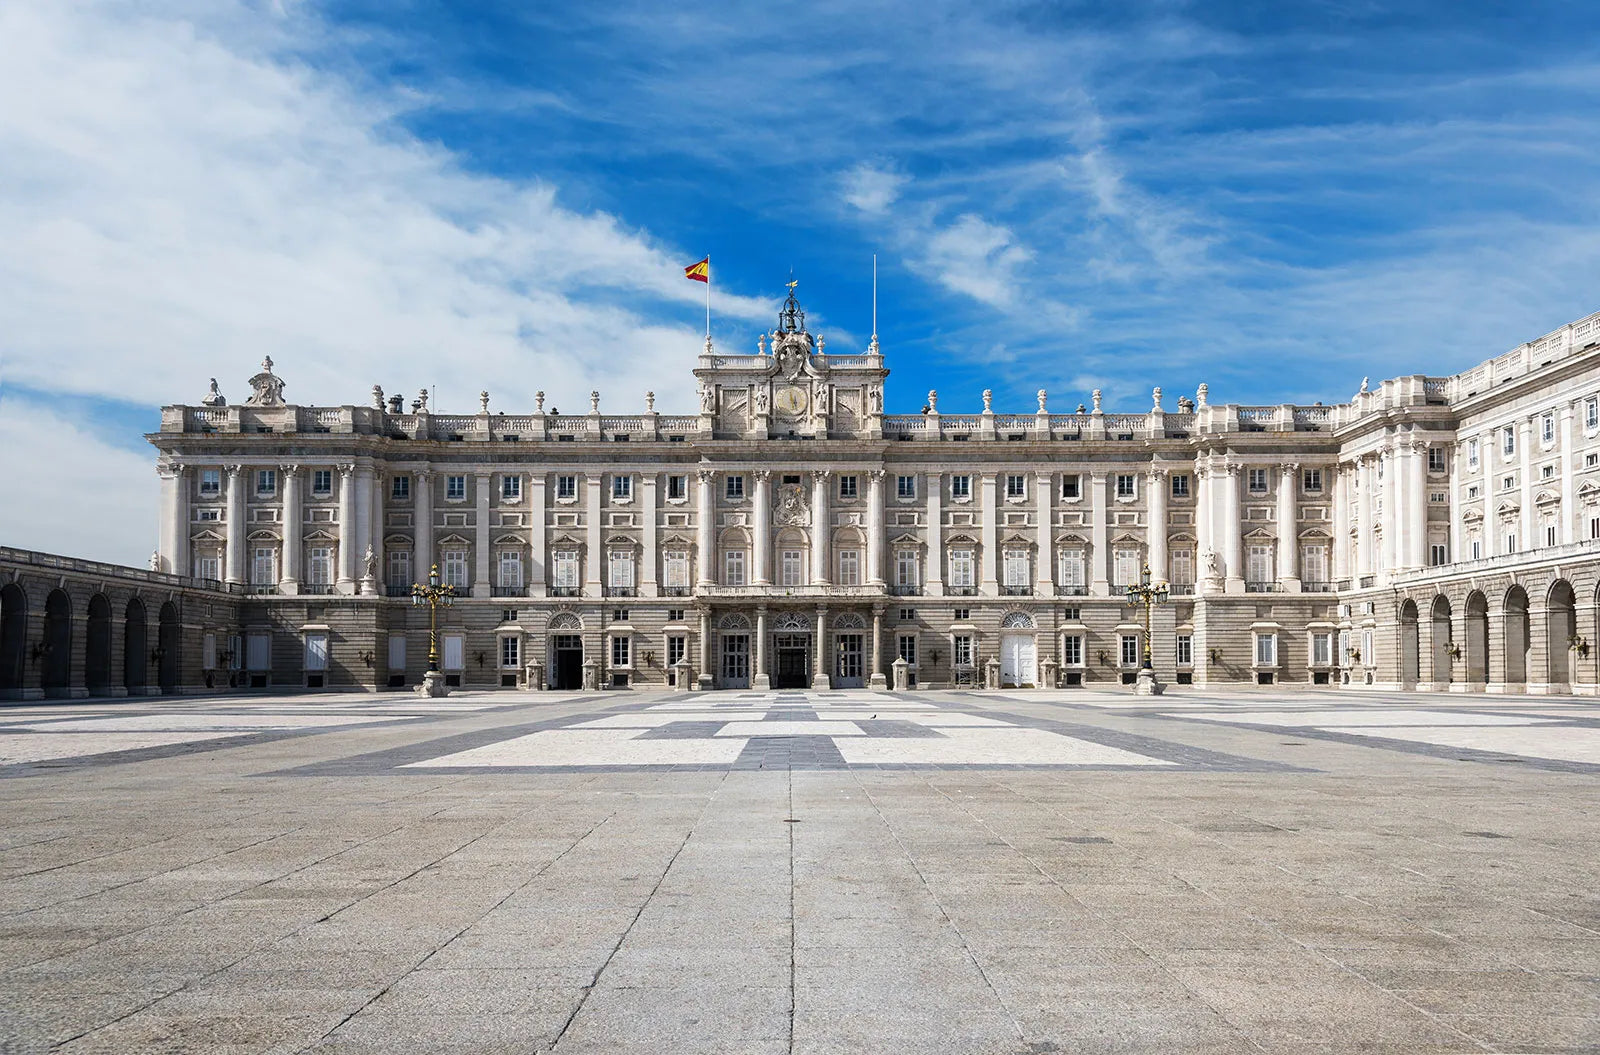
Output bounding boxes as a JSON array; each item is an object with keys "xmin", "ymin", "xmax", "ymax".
[{"xmin": 493, "ymin": 533, "xmax": 528, "ymax": 545}]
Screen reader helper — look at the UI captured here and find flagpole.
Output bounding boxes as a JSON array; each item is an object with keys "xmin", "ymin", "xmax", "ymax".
[
  {"xmin": 872, "ymin": 253, "xmax": 877, "ymax": 339},
  {"xmin": 705, "ymin": 254, "xmax": 712, "ymax": 340}
]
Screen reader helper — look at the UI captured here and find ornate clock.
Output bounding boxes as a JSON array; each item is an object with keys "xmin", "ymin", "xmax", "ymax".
[{"xmin": 774, "ymin": 384, "xmax": 808, "ymax": 418}]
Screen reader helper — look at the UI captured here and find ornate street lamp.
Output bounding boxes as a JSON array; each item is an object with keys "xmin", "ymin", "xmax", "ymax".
[
  {"xmin": 411, "ymin": 564, "xmax": 455, "ymax": 673},
  {"xmin": 1124, "ymin": 562, "xmax": 1170, "ymax": 685}
]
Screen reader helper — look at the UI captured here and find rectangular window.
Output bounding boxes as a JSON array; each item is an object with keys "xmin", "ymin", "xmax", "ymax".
[
  {"xmin": 611, "ymin": 476, "xmax": 631, "ymax": 501},
  {"xmin": 1062, "ymin": 635, "xmax": 1083, "ymax": 666},
  {"xmin": 1430, "ymin": 491, "xmax": 1447, "ymax": 502},
  {"xmin": 953, "ymin": 634, "xmax": 973, "ymax": 667},
  {"xmin": 1114, "ymin": 549, "xmax": 1140, "ymax": 587},
  {"xmin": 199, "ymin": 468, "xmax": 221, "ymax": 496},
  {"xmin": 667, "ymin": 635, "xmax": 686, "ymax": 667},
  {"xmin": 441, "ymin": 549, "xmax": 468, "ymax": 588},
  {"xmin": 950, "ymin": 475, "xmax": 970, "ymax": 499},
  {"xmin": 498, "ymin": 551, "xmax": 523, "ymax": 589},
  {"xmin": 895, "ymin": 550, "xmax": 919, "ymax": 587},
  {"xmin": 948, "ymin": 549, "xmax": 974, "ymax": 588},
  {"xmin": 1542, "ymin": 413, "xmax": 1555, "ymax": 444},
  {"xmin": 1427, "ymin": 448, "xmax": 1446, "ymax": 473},
  {"xmin": 502, "ymin": 476, "xmax": 521, "ymax": 501},
  {"xmin": 1248, "ymin": 544, "xmax": 1274, "ymax": 584},
  {"xmin": 1116, "ymin": 474, "xmax": 1136, "ymax": 498},
  {"xmin": 1170, "ymin": 474, "xmax": 1189, "ymax": 498},
  {"xmin": 1467, "ymin": 484, "xmax": 1481, "ymax": 499},
  {"xmin": 256, "ymin": 469, "xmax": 277, "ymax": 495},
  {"xmin": 1312, "ymin": 633, "xmax": 1331, "ymax": 666},
  {"xmin": 392, "ymin": 475, "xmax": 410, "ymax": 500},
  {"xmin": 1247, "ymin": 468, "xmax": 1267, "ymax": 492},
  {"xmin": 553, "ymin": 551, "xmax": 579, "ymax": 588},
  {"xmin": 446, "ymin": 475, "xmax": 466, "ymax": 501},
  {"xmin": 557, "ymin": 475, "xmax": 577, "ymax": 500},
  {"xmin": 1592, "ymin": 517, "xmax": 1600, "ymax": 540},
  {"xmin": 246, "ymin": 632, "xmax": 271, "ymax": 671},
  {"xmin": 1503, "ymin": 475, "xmax": 1516, "ymax": 491},
  {"xmin": 312, "ymin": 469, "xmax": 332, "ymax": 495},
  {"xmin": 954, "ymin": 607, "xmax": 971, "ymax": 621},
  {"xmin": 1003, "ymin": 550, "xmax": 1029, "ymax": 587},
  {"xmin": 664, "ymin": 551, "xmax": 690, "ymax": 588},
  {"xmin": 387, "ymin": 633, "xmax": 405, "ymax": 673},
  {"xmin": 1301, "ymin": 545, "xmax": 1327, "ymax": 583},
  {"xmin": 1058, "ymin": 550, "xmax": 1085, "ymax": 587},
  {"xmin": 1170, "ymin": 549, "xmax": 1193, "ymax": 585},
  {"xmin": 608, "ymin": 552, "xmax": 634, "ymax": 588},
  {"xmin": 724, "ymin": 550, "xmax": 746, "ymax": 585},
  {"xmin": 194, "ymin": 556, "xmax": 220, "ymax": 581},
  {"xmin": 897, "ymin": 634, "xmax": 917, "ymax": 666},
  {"xmin": 1503, "ymin": 426, "xmax": 1515, "ymax": 456},
  {"xmin": 1061, "ymin": 474, "xmax": 1081, "ymax": 499},
  {"xmin": 1542, "ymin": 464, "xmax": 1555, "ymax": 480},
  {"xmin": 839, "ymin": 475, "xmax": 858, "ymax": 499},
  {"xmin": 500, "ymin": 636, "xmax": 520, "ymax": 668},
  {"xmin": 303, "ymin": 633, "xmax": 329, "ymax": 672},
  {"xmin": 442, "ymin": 634, "xmax": 465, "ymax": 672},
  {"xmin": 1120, "ymin": 634, "xmax": 1140, "ymax": 667},
  {"xmin": 611, "ymin": 636, "xmax": 631, "ymax": 668},
  {"xmin": 838, "ymin": 549, "xmax": 860, "ymax": 585},
  {"xmin": 725, "ymin": 475, "xmax": 744, "ymax": 500},
  {"xmin": 1005, "ymin": 474, "xmax": 1026, "ymax": 499},
  {"xmin": 1467, "ymin": 438, "xmax": 1479, "ymax": 468},
  {"xmin": 898, "ymin": 607, "xmax": 915, "ymax": 620},
  {"xmin": 1303, "ymin": 468, "xmax": 1322, "ymax": 492},
  {"xmin": 307, "ymin": 546, "xmax": 333, "ymax": 586},
  {"xmin": 1546, "ymin": 524, "xmax": 1558, "ymax": 547},
  {"xmin": 1255, "ymin": 633, "xmax": 1277, "ymax": 666},
  {"xmin": 1588, "ymin": 453, "xmax": 1599, "ymax": 468},
  {"xmin": 1430, "ymin": 543, "xmax": 1447, "ymax": 566},
  {"xmin": 1471, "ymin": 538, "xmax": 1483, "ymax": 559},
  {"xmin": 251, "ymin": 547, "xmax": 275, "ymax": 585},
  {"xmin": 897, "ymin": 475, "xmax": 916, "ymax": 499},
  {"xmin": 780, "ymin": 550, "xmax": 804, "ymax": 587},
  {"xmin": 667, "ymin": 474, "xmax": 687, "ymax": 500},
  {"xmin": 1176, "ymin": 634, "xmax": 1193, "ymax": 666},
  {"xmin": 668, "ymin": 608, "xmax": 685, "ymax": 623},
  {"xmin": 387, "ymin": 549, "xmax": 411, "ymax": 589}
]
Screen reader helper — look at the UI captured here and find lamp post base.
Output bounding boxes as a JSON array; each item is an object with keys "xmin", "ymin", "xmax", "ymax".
[
  {"xmin": 416, "ymin": 670, "xmax": 451, "ymax": 698},
  {"xmin": 1133, "ymin": 668, "xmax": 1165, "ymax": 696}
]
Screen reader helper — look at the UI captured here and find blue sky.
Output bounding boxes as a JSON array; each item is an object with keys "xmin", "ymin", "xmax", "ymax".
[{"xmin": 2, "ymin": 1, "xmax": 1599, "ymax": 562}]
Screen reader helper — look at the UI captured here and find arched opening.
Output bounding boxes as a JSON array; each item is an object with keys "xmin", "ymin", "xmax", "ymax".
[
  {"xmin": 0, "ymin": 583, "xmax": 26, "ymax": 699},
  {"xmin": 1547, "ymin": 579, "xmax": 1577, "ymax": 690},
  {"xmin": 1429, "ymin": 595, "xmax": 1453, "ymax": 686},
  {"xmin": 1464, "ymin": 591, "xmax": 1489, "ymax": 688},
  {"xmin": 85, "ymin": 594, "xmax": 113, "ymax": 696},
  {"xmin": 546, "ymin": 613, "xmax": 583, "ymax": 690},
  {"xmin": 158, "ymin": 602, "xmax": 181, "ymax": 694},
  {"xmin": 1398, "ymin": 599, "xmax": 1420, "ymax": 689},
  {"xmin": 1502, "ymin": 585, "xmax": 1529, "ymax": 687},
  {"xmin": 124, "ymin": 597, "xmax": 148, "ymax": 694},
  {"xmin": 42, "ymin": 590, "xmax": 72, "ymax": 698}
]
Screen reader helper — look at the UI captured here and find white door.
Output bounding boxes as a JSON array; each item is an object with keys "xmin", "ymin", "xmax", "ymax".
[{"xmin": 1001, "ymin": 634, "xmax": 1036, "ymax": 688}]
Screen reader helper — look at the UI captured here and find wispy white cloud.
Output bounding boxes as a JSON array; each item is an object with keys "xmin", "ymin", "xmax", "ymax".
[{"xmin": 841, "ymin": 162, "xmax": 907, "ymax": 214}]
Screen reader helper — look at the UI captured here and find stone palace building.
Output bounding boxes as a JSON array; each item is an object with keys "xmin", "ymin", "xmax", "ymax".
[{"xmin": 5, "ymin": 290, "xmax": 1600, "ymax": 698}]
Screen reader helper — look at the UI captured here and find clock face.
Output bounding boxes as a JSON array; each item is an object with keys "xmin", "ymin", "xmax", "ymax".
[{"xmin": 775, "ymin": 385, "xmax": 808, "ymax": 417}]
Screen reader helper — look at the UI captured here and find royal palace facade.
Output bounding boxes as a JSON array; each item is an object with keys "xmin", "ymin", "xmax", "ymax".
[{"xmin": 5, "ymin": 292, "xmax": 1600, "ymax": 698}]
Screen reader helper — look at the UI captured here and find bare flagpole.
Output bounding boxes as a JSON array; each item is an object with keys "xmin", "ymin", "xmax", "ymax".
[{"xmin": 872, "ymin": 253, "xmax": 877, "ymax": 339}]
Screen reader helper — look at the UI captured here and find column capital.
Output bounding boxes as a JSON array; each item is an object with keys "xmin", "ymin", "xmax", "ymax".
[
  {"xmin": 697, "ymin": 468, "xmax": 716, "ymax": 484},
  {"xmin": 414, "ymin": 468, "xmax": 433, "ymax": 482},
  {"xmin": 280, "ymin": 463, "xmax": 300, "ymax": 477},
  {"xmin": 867, "ymin": 469, "xmax": 886, "ymax": 482},
  {"xmin": 1280, "ymin": 462, "xmax": 1299, "ymax": 476},
  {"xmin": 225, "ymin": 464, "xmax": 245, "ymax": 478},
  {"xmin": 1146, "ymin": 466, "xmax": 1168, "ymax": 483},
  {"xmin": 753, "ymin": 468, "xmax": 772, "ymax": 483},
  {"xmin": 338, "ymin": 462, "xmax": 356, "ymax": 478}
]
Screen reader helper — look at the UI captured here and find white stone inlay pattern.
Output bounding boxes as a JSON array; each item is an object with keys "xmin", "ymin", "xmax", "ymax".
[
  {"xmin": 836, "ymin": 728, "xmax": 1172, "ymax": 767},
  {"xmin": 1318, "ymin": 725, "xmax": 1600, "ymax": 765},
  {"xmin": 0, "ymin": 731, "xmax": 247, "ymax": 765},
  {"xmin": 713, "ymin": 721, "xmax": 866, "ymax": 737},
  {"xmin": 1170, "ymin": 710, "xmax": 1556, "ymax": 728},
  {"xmin": 7, "ymin": 714, "xmax": 408, "ymax": 733},
  {"xmin": 403, "ymin": 729, "xmax": 746, "ymax": 767}
]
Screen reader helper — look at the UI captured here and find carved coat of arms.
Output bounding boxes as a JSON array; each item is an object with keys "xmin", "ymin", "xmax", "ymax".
[{"xmin": 776, "ymin": 481, "xmax": 810, "ymax": 525}]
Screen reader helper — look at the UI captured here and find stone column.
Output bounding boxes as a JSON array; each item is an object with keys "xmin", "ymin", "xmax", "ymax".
[
  {"xmin": 1222, "ymin": 465, "xmax": 1243, "ymax": 592},
  {"xmin": 698, "ymin": 608, "xmax": 713, "ymax": 689},
  {"xmin": 1481, "ymin": 435, "xmax": 1495, "ymax": 556},
  {"xmin": 370, "ymin": 468, "xmax": 385, "ymax": 582},
  {"xmin": 158, "ymin": 463, "xmax": 188, "ymax": 577},
  {"xmin": 1447, "ymin": 448, "xmax": 1463, "ymax": 567},
  {"xmin": 752, "ymin": 469, "xmax": 772, "ymax": 585},
  {"xmin": 642, "ymin": 473, "xmax": 658, "ymax": 595},
  {"xmin": 1333, "ymin": 462, "xmax": 1351, "ymax": 583},
  {"xmin": 355, "ymin": 464, "xmax": 374, "ymax": 593},
  {"xmin": 980, "ymin": 472, "xmax": 998, "ymax": 594},
  {"xmin": 280, "ymin": 465, "xmax": 302, "ymax": 592},
  {"xmin": 337, "ymin": 463, "xmax": 357, "ymax": 592},
  {"xmin": 474, "ymin": 472, "xmax": 492, "ymax": 598},
  {"xmin": 1406, "ymin": 441, "xmax": 1427, "ymax": 569},
  {"xmin": 414, "ymin": 470, "xmax": 434, "ymax": 580},
  {"xmin": 1090, "ymin": 471, "xmax": 1110, "ymax": 594},
  {"xmin": 814, "ymin": 606, "xmax": 830, "ymax": 688},
  {"xmin": 1035, "ymin": 472, "xmax": 1053, "ymax": 593},
  {"xmin": 527, "ymin": 473, "xmax": 547, "ymax": 593},
  {"xmin": 1357, "ymin": 456, "xmax": 1375, "ymax": 577},
  {"xmin": 1518, "ymin": 418, "xmax": 1533, "ymax": 550},
  {"xmin": 1194, "ymin": 464, "xmax": 1213, "ymax": 592},
  {"xmin": 697, "ymin": 469, "xmax": 716, "ymax": 586},
  {"xmin": 866, "ymin": 469, "xmax": 886, "ymax": 585},
  {"xmin": 1146, "ymin": 467, "xmax": 1167, "ymax": 582},
  {"xmin": 868, "ymin": 605, "xmax": 887, "ymax": 688},
  {"xmin": 1277, "ymin": 463, "xmax": 1299, "ymax": 590},
  {"xmin": 753, "ymin": 607, "xmax": 770, "ymax": 689},
  {"xmin": 224, "ymin": 464, "xmax": 246, "ymax": 585},
  {"xmin": 810, "ymin": 470, "xmax": 831, "ymax": 585},
  {"xmin": 1561, "ymin": 400, "xmax": 1578, "ymax": 544},
  {"xmin": 585, "ymin": 473, "xmax": 602, "ymax": 597},
  {"xmin": 925, "ymin": 472, "xmax": 943, "ymax": 595}
]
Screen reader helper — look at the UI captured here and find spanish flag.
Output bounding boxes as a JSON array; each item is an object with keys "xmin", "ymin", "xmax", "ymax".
[{"xmin": 684, "ymin": 257, "xmax": 710, "ymax": 283}]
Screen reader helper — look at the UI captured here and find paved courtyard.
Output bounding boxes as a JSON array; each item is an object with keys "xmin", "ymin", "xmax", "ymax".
[{"xmin": 1, "ymin": 687, "xmax": 1597, "ymax": 1054}]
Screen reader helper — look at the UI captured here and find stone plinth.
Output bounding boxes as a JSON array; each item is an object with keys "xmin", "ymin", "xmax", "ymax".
[
  {"xmin": 416, "ymin": 670, "xmax": 450, "ymax": 697},
  {"xmin": 1133, "ymin": 668, "xmax": 1164, "ymax": 695}
]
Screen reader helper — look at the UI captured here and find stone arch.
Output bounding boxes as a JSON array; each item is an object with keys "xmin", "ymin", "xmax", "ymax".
[
  {"xmin": 718, "ymin": 613, "xmax": 751, "ymax": 631},
  {"xmin": 1429, "ymin": 595, "xmax": 1453, "ymax": 686},
  {"xmin": 124, "ymin": 597, "xmax": 149, "ymax": 693},
  {"xmin": 86, "ymin": 594, "xmax": 113, "ymax": 696},
  {"xmin": 1000, "ymin": 611, "xmax": 1036, "ymax": 630},
  {"xmin": 158, "ymin": 601, "xmax": 181, "ymax": 694},
  {"xmin": 1546, "ymin": 578, "xmax": 1577, "ymax": 690},
  {"xmin": 547, "ymin": 612, "xmax": 582, "ymax": 631},
  {"xmin": 832, "ymin": 612, "xmax": 866, "ymax": 630},
  {"xmin": 1397, "ymin": 599, "xmax": 1420, "ymax": 689},
  {"xmin": 0, "ymin": 583, "xmax": 26, "ymax": 699},
  {"xmin": 42, "ymin": 589, "xmax": 72, "ymax": 698},
  {"xmin": 1464, "ymin": 590, "xmax": 1489, "ymax": 688},
  {"xmin": 1502, "ymin": 584, "xmax": 1529, "ymax": 687}
]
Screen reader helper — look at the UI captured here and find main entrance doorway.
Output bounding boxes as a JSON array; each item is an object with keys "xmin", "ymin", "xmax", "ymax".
[
  {"xmin": 721, "ymin": 634, "xmax": 751, "ymax": 688},
  {"xmin": 552, "ymin": 634, "xmax": 583, "ymax": 690},
  {"xmin": 773, "ymin": 633, "xmax": 810, "ymax": 689},
  {"xmin": 1000, "ymin": 633, "xmax": 1036, "ymax": 688},
  {"xmin": 835, "ymin": 632, "xmax": 864, "ymax": 688}
]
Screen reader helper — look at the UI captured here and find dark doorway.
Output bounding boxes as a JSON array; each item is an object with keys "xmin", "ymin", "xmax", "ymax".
[
  {"xmin": 1503, "ymin": 585, "xmax": 1529, "ymax": 687},
  {"xmin": 86, "ymin": 594, "xmax": 112, "ymax": 695},
  {"xmin": 1430, "ymin": 596, "xmax": 1452, "ymax": 687},
  {"xmin": 1398, "ymin": 599, "xmax": 1419, "ymax": 689},
  {"xmin": 124, "ymin": 598, "xmax": 148, "ymax": 693},
  {"xmin": 1547, "ymin": 580, "xmax": 1576, "ymax": 689},
  {"xmin": 1465, "ymin": 591, "xmax": 1488, "ymax": 688},
  {"xmin": 773, "ymin": 634, "xmax": 810, "ymax": 689},
  {"xmin": 0, "ymin": 583, "xmax": 25, "ymax": 699},
  {"xmin": 42, "ymin": 590, "xmax": 72, "ymax": 698},
  {"xmin": 158, "ymin": 602, "xmax": 180, "ymax": 694},
  {"xmin": 552, "ymin": 634, "xmax": 583, "ymax": 690}
]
